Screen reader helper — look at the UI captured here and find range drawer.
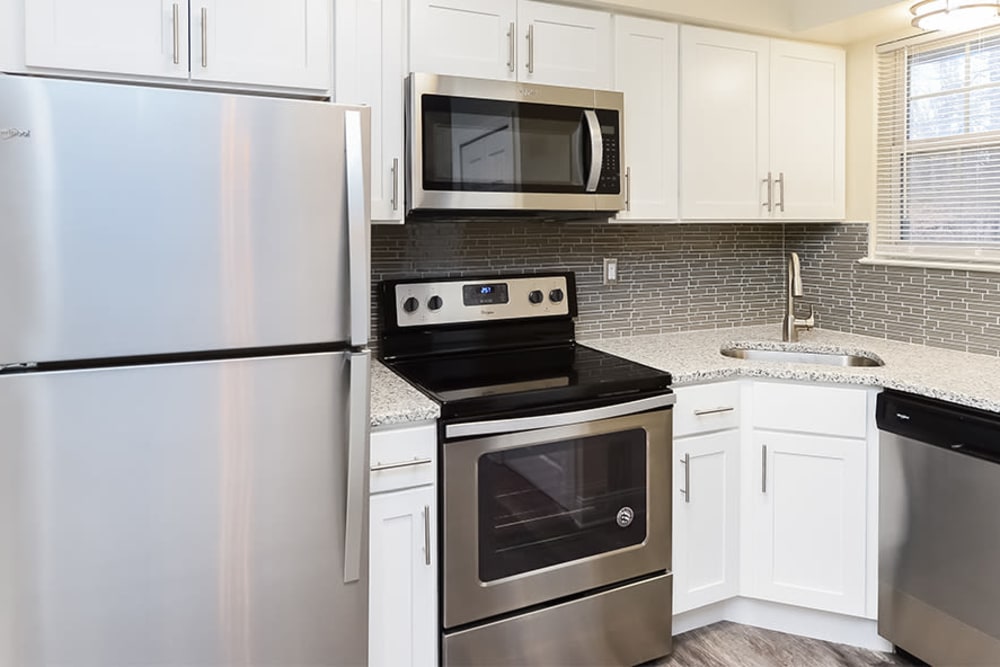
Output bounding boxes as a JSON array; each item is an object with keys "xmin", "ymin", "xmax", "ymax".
[
  {"xmin": 674, "ymin": 382, "xmax": 741, "ymax": 437},
  {"xmin": 370, "ymin": 421, "xmax": 436, "ymax": 493}
]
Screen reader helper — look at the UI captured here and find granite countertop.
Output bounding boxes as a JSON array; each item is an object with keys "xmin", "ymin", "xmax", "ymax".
[
  {"xmin": 580, "ymin": 324, "xmax": 1000, "ymax": 414},
  {"xmin": 370, "ymin": 360, "xmax": 439, "ymax": 427}
]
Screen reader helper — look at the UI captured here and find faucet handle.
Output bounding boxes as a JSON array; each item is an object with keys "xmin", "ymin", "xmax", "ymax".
[{"xmin": 797, "ymin": 305, "xmax": 815, "ymax": 330}]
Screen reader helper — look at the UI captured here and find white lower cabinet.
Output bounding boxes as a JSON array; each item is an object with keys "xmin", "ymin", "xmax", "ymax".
[
  {"xmin": 369, "ymin": 421, "xmax": 437, "ymax": 667},
  {"xmin": 673, "ymin": 429, "xmax": 740, "ymax": 614}
]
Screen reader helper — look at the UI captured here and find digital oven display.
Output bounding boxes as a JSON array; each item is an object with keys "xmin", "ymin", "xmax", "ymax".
[{"xmin": 463, "ymin": 283, "xmax": 509, "ymax": 306}]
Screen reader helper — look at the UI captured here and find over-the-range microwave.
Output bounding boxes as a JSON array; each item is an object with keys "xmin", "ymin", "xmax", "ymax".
[{"xmin": 406, "ymin": 72, "xmax": 625, "ymax": 220}]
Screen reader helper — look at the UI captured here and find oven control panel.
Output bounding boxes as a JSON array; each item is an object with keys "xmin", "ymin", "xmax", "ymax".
[{"xmin": 393, "ymin": 275, "xmax": 572, "ymax": 327}]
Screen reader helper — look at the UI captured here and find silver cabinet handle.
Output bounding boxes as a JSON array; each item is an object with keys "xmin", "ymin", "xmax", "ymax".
[
  {"xmin": 526, "ymin": 24, "xmax": 534, "ymax": 74},
  {"xmin": 390, "ymin": 157, "xmax": 399, "ymax": 212},
  {"xmin": 423, "ymin": 505, "xmax": 431, "ymax": 566},
  {"xmin": 345, "ymin": 109, "xmax": 370, "ymax": 348},
  {"xmin": 761, "ymin": 444, "xmax": 768, "ymax": 494},
  {"xmin": 680, "ymin": 453, "xmax": 690, "ymax": 503},
  {"xmin": 344, "ymin": 352, "xmax": 371, "ymax": 583},
  {"xmin": 583, "ymin": 109, "xmax": 603, "ymax": 193},
  {"xmin": 776, "ymin": 171, "xmax": 785, "ymax": 212},
  {"xmin": 762, "ymin": 171, "xmax": 773, "ymax": 212},
  {"xmin": 507, "ymin": 22, "xmax": 515, "ymax": 72},
  {"xmin": 625, "ymin": 166, "xmax": 631, "ymax": 211},
  {"xmin": 370, "ymin": 456, "xmax": 432, "ymax": 472},
  {"xmin": 693, "ymin": 406, "xmax": 735, "ymax": 417},
  {"xmin": 200, "ymin": 7, "xmax": 208, "ymax": 68},
  {"xmin": 171, "ymin": 4, "xmax": 180, "ymax": 65}
]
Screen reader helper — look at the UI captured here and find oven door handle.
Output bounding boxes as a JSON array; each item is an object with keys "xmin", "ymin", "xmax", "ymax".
[
  {"xmin": 583, "ymin": 109, "xmax": 603, "ymax": 193},
  {"xmin": 444, "ymin": 393, "xmax": 675, "ymax": 439}
]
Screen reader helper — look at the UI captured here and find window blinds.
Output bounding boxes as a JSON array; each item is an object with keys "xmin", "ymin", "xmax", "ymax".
[{"xmin": 875, "ymin": 28, "xmax": 1000, "ymax": 266}]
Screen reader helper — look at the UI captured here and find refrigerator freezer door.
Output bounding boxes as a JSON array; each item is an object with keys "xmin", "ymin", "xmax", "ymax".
[
  {"xmin": 0, "ymin": 76, "xmax": 371, "ymax": 365},
  {"xmin": 0, "ymin": 352, "xmax": 369, "ymax": 666}
]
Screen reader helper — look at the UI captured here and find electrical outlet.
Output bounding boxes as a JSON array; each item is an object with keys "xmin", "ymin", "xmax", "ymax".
[{"xmin": 603, "ymin": 258, "xmax": 618, "ymax": 285}]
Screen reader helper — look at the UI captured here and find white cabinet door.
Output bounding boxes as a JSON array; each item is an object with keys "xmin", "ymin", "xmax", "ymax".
[
  {"xmin": 612, "ymin": 16, "xmax": 678, "ymax": 222},
  {"xmin": 24, "ymin": 0, "xmax": 189, "ymax": 78},
  {"xmin": 516, "ymin": 0, "xmax": 611, "ymax": 88},
  {"xmin": 673, "ymin": 430, "xmax": 740, "ymax": 615},
  {"xmin": 679, "ymin": 26, "xmax": 769, "ymax": 220},
  {"xmin": 190, "ymin": 0, "xmax": 331, "ymax": 91},
  {"xmin": 769, "ymin": 39, "xmax": 845, "ymax": 220},
  {"xmin": 369, "ymin": 485, "xmax": 437, "ymax": 667},
  {"xmin": 751, "ymin": 430, "xmax": 867, "ymax": 616},
  {"xmin": 409, "ymin": 0, "xmax": 517, "ymax": 80},
  {"xmin": 336, "ymin": 0, "xmax": 406, "ymax": 222}
]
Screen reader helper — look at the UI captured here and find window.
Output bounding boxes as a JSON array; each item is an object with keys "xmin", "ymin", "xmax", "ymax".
[{"xmin": 875, "ymin": 29, "xmax": 1000, "ymax": 267}]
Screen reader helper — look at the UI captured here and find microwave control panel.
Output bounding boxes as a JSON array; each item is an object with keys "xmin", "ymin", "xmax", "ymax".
[{"xmin": 596, "ymin": 109, "xmax": 621, "ymax": 195}]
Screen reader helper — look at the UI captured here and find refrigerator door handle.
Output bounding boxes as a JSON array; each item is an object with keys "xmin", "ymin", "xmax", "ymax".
[
  {"xmin": 344, "ymin": 351, "xmax": 371, "ymax": 583},
  {"xmin": 345, "ymin": 109, "xmax": 370, "ymax": 348}
]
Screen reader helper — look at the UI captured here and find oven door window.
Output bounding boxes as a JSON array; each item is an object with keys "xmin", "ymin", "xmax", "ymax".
[
  {"xmin": 477, "ymin": 428, "xmax": 647, "ymax": 582},
  {"xmin": 421, "ymin": 94, "xmax": 591, "ymax": 193}
]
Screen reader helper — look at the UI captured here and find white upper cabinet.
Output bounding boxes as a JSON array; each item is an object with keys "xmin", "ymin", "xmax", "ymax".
[
  {"xmin": 409, "ymin": 0, "xmax": 517, "ymax": 80},
  {"xmin": 679, "ymin": 26, "xmax": 770, "ymax": 220},
  {"xmin": 25, "ymin": 0, "xmax": 189, "ymax": 79},
  {"xmin": 189, "ymin": 0, "xmax": 331, "ymax": 90},
  {"xmin": 517, "ymin": 0, "xmax": 611, "ymax": 88},
  {"xmin": 409, "ymin": 0, "xmax": 611, "ymax": 88},
  {"xmin": 679, "ymin": 26, "xmax": 845, "ymax": 221},
  {"xmin": 21, "ymin": 0, "xmax": 331, "ymax": 92},
  {"xmin": 336, "ymin": 0, "xmax": 406, "ymax": 223},
  {"xmin": 769, "ymin": 39, "xmax": 845, "ymax": 220},
  {"xmin": 612, "ymin": 15, "xmax": 678, "ymax": 221}
]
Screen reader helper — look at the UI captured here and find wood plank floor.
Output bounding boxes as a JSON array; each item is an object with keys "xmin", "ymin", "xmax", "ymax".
[{"xmin": 644, "ymin": 621, "xmax": 921, "ymax": 667}]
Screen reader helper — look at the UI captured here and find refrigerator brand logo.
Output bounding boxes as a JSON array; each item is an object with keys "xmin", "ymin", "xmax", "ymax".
[{"xmin": 1, "ymin": 128, "xmax": 31, "ymax": 140}]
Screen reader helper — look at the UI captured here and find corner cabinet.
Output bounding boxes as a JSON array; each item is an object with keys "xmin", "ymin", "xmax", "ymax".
[
  {"xmin": 336, "ymin": 0, "xmax": 407, "ymax": 223},
  {"xmin": 369, "ymin": 420, "xmax": 438, "ymax": 667},
  {"xmin": 679, "ymin": 26, "xmax": 844, "ymax": 221},
  {"xmin": 21, "ymin": 0, "xmax": 332, "ymax": 93},
  {"xmin": 612, "ymin": 16, "xmax": 678, "ymax": 222},
  {"xmin": 409, "ymin": 0, "xmax": 612, "ymax": 88}
]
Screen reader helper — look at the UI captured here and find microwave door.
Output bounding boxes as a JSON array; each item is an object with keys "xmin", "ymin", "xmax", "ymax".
[{"xmin": 583, "ymin": 109, "xmax": 603, "ymax": 193}]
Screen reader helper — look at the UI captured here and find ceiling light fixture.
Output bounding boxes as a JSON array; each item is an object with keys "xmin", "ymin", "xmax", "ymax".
[{"xmin": 910, "ymin": 0, "xmax": 1000, "ymax": 31}]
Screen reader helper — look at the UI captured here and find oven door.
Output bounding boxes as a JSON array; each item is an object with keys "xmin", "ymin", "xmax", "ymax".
[
  {"xmin": 442, "ymin": 406, "xmax": 670, "ymax": 629},
  {"xmin": 408, "ymin": 73, "xmax": 623, "ymax": 213}
]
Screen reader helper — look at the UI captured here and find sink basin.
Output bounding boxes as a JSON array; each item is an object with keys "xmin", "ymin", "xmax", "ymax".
[{"xmin": 720, "ymin": 346, "xmax": 884, "ymax": 367}]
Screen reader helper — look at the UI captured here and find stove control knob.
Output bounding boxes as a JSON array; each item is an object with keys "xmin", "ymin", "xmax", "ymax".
[
  {"xmin": 428, "ymin": 295, "xmax": 443, "ymax": 311},
  {"xmin": 403, "ymin": 297, "xmax": 419, "ymax": 314},
  {"xmin": 549, "ymin": 288, "xmax": 564, "ymax": 303},
  {"xmin": 528, "ymin": 290, "xmax": 544, "ymax": 304}
]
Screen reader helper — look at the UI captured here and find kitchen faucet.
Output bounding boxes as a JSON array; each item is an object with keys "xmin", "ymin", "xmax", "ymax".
[{"xmin": 782, "ymin": 252, "xmax": 815, "ymax": 342}]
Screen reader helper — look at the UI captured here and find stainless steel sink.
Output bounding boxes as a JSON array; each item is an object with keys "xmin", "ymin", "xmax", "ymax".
[{"xmin": 720, "ymin": 346, "xmax": 884, "ymax": 367}]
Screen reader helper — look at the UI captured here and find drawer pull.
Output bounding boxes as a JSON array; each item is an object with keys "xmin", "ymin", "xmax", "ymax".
[
  {"xmin": 693, "ymin": 406, "xmax": 735, "ymax": 417},
  {"xmin": 371, "ymin": 457, "xmax": 433, "ymax": 472}
]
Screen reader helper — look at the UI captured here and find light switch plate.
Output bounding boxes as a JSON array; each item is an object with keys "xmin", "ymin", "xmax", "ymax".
[{"xmin": 603, "ymin": 258, "xmax": 618, "ymax": 285}]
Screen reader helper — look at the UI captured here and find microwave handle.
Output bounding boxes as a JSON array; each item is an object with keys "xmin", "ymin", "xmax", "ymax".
[{"xmin": 583, "ymin": 109, "xmax": 603, "ymax": 193}]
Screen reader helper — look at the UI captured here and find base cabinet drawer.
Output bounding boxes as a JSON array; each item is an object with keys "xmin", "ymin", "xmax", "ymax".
[{"xmin": 674, "ymin": 382, "xmax": 741, "ymax": 437}]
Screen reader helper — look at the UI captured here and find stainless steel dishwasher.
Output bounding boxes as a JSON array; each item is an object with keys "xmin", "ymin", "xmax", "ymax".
[{"xmin": 877, "ymin": 390, "xmax": 1000, "ymax": 666}]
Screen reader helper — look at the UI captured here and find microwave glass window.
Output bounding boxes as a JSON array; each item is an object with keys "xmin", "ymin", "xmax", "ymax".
[
  {"xmin": 477, "ymin": 428, "xmax": 648, "ymax": 582},
  {"xmin": 422, "ymin": 95, "xmax": 590, "ymax": 193}
]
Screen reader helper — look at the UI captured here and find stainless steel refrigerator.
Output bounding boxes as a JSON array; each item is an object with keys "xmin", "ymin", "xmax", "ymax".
[{"xmin": 0, "ymin": 75, "xmax": 372, "ymax": 666}]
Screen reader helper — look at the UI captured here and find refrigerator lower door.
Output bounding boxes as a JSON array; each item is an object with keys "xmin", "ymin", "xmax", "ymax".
[
  {"xmin": 0, "ymin": 75, "xmax": 371, "ymax": 364},
  {"xmin": 0, "ymin": 351, "xmax": 370, "ymax": 667}
]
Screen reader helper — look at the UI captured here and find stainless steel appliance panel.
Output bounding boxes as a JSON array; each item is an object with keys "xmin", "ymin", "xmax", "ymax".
[
  {"xmin": 443, "ymin": 409, "xmax": 671, "ymax": 628},
  {"xmin": 0, "ymin": 75, "xmax": 371, "ymax": 364},
  {"xmin": 443, "ymin": 573, "xmax": 672, "ymax": 667},
  {"xmin": 0, "ymin": 351, "xmax": 369, "ymax": 667},
  {"xmin": 879, "ymin": 431, "xmax": 1000, "ymax": 665}
]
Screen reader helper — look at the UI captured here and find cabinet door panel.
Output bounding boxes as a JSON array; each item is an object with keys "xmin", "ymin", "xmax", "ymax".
[
  {"xmin": 409, "ymin": 0, "xmax": 516, "ymax": 80},
  {"xmin": 191, "ymin": 0, "xmax": 331, "ymax": 91},
  {"xmin": 753, "ymin": 431, "xmax": 866, "ymax": 616},
  {"xmin": 673, "ymin": 430, "xmax": 740, "ymax": 614},
  {"xmin": 369, "ymin": 486, "xmax": 437, "ymax": 667},
  {"xmin": 336, "ymin": 0, "xmax": 406, "ymax": 222},
  {"xmin": 613, "ymin": 16, "xmax": 678, "ymax": 221},
  {"xmin": 679, "ymin": 26, "xmax": 769, "ymax": 220},
  {"xmin": 517, "ymin": 0, "xmax": 611, "ymax": 88},
  {"xmin": 770, "ymin": 40, "xmax": 845, "ymax": 220},
  {"xmin": 25, "ymin": 0, "xmax": 188, "ymax": 78}
]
